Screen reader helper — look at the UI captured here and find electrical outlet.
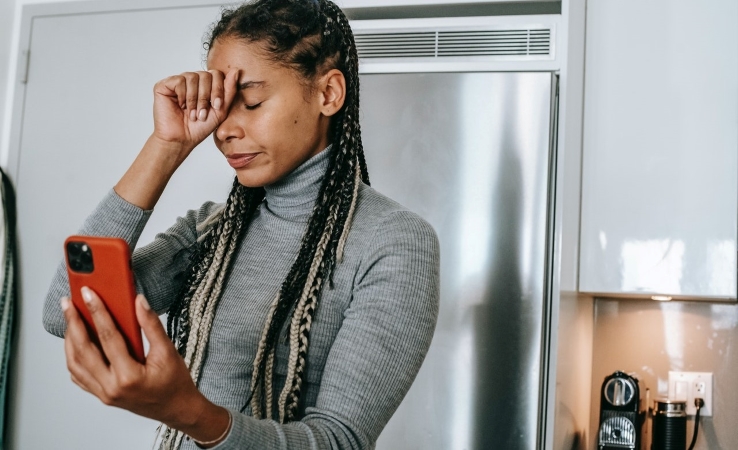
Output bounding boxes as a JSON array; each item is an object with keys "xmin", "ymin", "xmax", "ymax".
[{"xmin": 668, "ymin": 371, "xmax": 713, "ymax": 416}]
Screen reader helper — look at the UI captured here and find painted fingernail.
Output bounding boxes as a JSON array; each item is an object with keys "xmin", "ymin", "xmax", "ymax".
[
  {"xmin": 139, "ymin": 295, "xmax": 151, "ymax": 311},
  {"xmin": 81, "ymin": 287, "xmax": 93, "ymax": 304},
  {"xmin": 198, "ymin": 108, "xmax": 207, "ymax": 121},
  {"xmin": 213, "ymin": 98, "xmax": 222, "ymax": 110},
  {"xmin": 60, "ymin": 297, "xmax": 70, "ymax": 312},
  {"xmin": 190, "ymin": 109, "xmax": 197, "ymax": 121}
]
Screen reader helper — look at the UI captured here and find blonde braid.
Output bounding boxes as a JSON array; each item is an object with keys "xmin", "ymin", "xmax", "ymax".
[
  {"xmin": 249, "ymin": 293, "xmax": 280, "ymax": 419},
  {"xmin": 190, "ymin": 232, "xmax": 242, "ymax": 381},
  {"xmin": 184, "ymin": 202, "xmax": 240, "ymax": 370},
  {"xmin": 264, "ymin": 348, "xmax": 276, "ymax": 419},
  {"xmin": 277, "ymin": 203, "xmax": 338, "ymax": 421}
]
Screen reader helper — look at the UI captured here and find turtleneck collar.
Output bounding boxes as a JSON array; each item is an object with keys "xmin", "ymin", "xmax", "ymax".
[{"xmin": 263, "ymin": 145, "xmax": 332, "ymax": 220}]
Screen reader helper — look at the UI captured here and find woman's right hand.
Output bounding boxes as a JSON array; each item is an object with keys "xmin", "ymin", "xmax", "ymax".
[
  {"xmin": 113, "ymin": 69, "xmax": 239, "ymax": 210},
  {"xmin": 151, "ymin": 69, "xmax": 239, "ymax": 157}
]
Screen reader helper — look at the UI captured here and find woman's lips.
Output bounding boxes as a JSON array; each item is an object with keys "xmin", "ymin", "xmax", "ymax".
[{"xmin": 226, "ymin": 153, "xmax": 258, "ymax": 169}]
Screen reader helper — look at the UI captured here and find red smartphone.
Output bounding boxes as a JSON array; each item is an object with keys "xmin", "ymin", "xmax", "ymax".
[{"xmin": 64, "ymin": 235, "xmax": 145, "ymax": 363}]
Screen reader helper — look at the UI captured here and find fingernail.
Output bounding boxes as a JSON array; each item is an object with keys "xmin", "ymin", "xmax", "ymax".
[
  {"xmin": 198, "ymin": 108, "xmax": 207, "ymax": 121},
  {"xmin": 81, "ymin": 287, "xmax": 93, "ymax": 304},
  {"xmin": 139, "ymin": 295, "xmax": 151, "ymax": 311},
  {"xmin": 213, "ymin": 98, "xmax": 222, "ymax": 110},
  {"xmin": 190, "ymin": 109, "xmax": 197, "ymax": 121},
  {"xmin": 60, "ymin": 297, "xmax": 70, "ymax": 312}
]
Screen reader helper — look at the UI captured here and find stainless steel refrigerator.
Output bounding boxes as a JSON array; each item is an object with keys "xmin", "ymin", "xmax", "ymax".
[{"xmin": 360, "ymin": 72, "xmax": 557, "ymax": 450}]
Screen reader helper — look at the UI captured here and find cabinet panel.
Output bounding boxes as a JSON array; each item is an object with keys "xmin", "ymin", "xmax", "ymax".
[{"xmin": 579, "ymin": 0, "xmax": 738, "ymax": 299}]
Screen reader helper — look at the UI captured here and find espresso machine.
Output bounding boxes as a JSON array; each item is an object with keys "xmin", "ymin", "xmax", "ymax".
[{"xmin": 597, "ymin": 371, "xmax": 646, "ymax": 450}]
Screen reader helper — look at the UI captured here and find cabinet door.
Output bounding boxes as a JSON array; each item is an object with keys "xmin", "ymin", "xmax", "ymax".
[{"xmin": 579, "ymin": 0, "xmax": 738, "ymax": 299}]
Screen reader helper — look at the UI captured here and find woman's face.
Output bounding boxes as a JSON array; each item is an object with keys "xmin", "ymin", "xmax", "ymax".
[{"xmin": 207, "ymin": 37, "xmax": 332, "ymax": 187}]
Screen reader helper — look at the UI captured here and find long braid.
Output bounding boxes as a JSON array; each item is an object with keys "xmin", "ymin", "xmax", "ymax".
[
  {"xmin": 160, "ymin": 182, "xmax": 264, "ymax": 449},
  {"xmin": 247, "ymin": 292, "xmax": 279, "ymax": 419},
  {"xmin": 161, "ymin": 1, "xmax": 369, "ymax": 447},
  {"xmin": 278, "ymin": 201, "xmax": 338, "ymax": 421},
  {"xmin": 277, "ymin": 0, "xmax": 367, "ymax": 422},
  {"xmin": 322, "ymin": 0, "xmax": 365, "ymax": 267}
]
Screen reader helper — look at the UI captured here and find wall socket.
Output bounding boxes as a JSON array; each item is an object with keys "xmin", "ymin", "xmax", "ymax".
[{"xmin": 668, "ymin": 371, "xmax": 713, "ymax": 416}]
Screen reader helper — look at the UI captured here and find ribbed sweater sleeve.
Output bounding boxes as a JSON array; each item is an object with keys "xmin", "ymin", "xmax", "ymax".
[
  {"xmin": 42, "ymin": 189, "xmax": 220, "ymax": 337},
  {"xmin": 210, "ymin": 210, "xmax": 440, "ymax": 449},
  {"xmin": 43, "ymin": 190, "xmax": 151, "ymax": 337}
]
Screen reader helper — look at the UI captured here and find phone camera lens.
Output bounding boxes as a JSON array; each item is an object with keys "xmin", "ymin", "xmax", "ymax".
[{"xmin": 67, "ymin": 241, "xmax": 94, "ymax": 273}]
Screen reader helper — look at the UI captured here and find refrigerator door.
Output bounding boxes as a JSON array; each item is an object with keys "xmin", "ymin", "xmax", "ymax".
[{"xmin": 361, "ymin": 72, "xmax": 554, "ymax": 450}]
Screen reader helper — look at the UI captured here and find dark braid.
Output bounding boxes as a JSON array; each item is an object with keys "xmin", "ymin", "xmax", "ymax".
[{"xmin": 160, "ymin": 1, "xmax": 367, "ymax": 446}]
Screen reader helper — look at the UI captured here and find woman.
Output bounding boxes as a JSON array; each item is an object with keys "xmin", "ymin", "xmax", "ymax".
[{"xmin": 43, "ymin": 0, "xmax": 440, "ymax": 448}]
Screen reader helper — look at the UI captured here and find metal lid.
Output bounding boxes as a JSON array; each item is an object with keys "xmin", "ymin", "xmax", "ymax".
[{"xmin": 654, "ymin": 398, "xmax": 686, "ymax": 417}]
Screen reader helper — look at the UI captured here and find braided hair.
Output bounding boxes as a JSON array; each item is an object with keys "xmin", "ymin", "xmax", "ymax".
[{"xmin": 159, "ymin": 1, "xmax": 368, "ymax": 448}]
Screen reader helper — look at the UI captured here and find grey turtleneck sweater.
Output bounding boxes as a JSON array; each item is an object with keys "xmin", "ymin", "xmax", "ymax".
[{"xmin": 43, "ymin": 147, "xmax": 440, "ymax": 450}]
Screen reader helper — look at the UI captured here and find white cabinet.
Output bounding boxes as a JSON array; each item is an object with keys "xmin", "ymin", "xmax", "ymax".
[{"xmin": 579, "ymin": 0, "xmax": 738, "ymax": 299}]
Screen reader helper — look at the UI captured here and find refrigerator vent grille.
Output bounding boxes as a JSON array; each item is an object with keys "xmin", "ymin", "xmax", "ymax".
[{"xmin": 355, "ymin": 28, "xmax": 551, "ymax": 59}]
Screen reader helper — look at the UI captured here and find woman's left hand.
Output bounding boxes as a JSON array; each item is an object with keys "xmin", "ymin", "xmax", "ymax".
[{"xmin": 61, "ymin": 288, "xmax": 230, "ymax": 443}]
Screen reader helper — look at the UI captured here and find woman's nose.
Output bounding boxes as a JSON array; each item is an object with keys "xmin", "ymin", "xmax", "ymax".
[{"xmin": 215, "ymin": 110, "xmax": 244, "ymax": 142}]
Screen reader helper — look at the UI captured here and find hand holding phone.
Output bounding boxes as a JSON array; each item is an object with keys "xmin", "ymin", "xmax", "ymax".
[
  {"xmin": 65, "ymin": 235, "xmax": 145, "ymax": 363},
  {"xmin": 61, "ymin": 237, "xmax": 226, "ymax": 440}
]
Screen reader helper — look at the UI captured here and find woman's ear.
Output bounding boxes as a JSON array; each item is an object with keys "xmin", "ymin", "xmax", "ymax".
[{"xmin": 318, "ymin": 69, "xmax": 346, "ymax": 117}]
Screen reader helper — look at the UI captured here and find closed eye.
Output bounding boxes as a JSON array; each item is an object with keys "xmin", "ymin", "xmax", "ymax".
[{"xmin": 245, "ymin": 102, "xmax": 262, "ymax": 111}]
